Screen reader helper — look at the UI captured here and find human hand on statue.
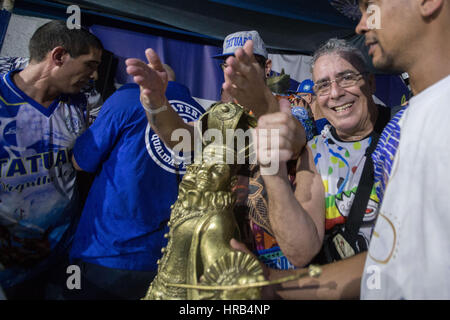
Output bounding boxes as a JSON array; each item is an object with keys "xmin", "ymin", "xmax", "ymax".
[
  {"xmin": 252, "ymin": 99, "xmax": 307, "ymax": 175},
  {"xmin": 222, "ymin": 40, "xmax": 278, "ymax": 118},
  {"xmin": 125, "ymin": 48, "xmax": 169, "ymax": 111},
  {"xmin": 229, "ymin": 238, "xmax": 279, "ymax": 299}
]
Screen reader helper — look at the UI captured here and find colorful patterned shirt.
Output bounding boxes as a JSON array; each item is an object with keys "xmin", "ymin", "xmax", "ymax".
[
  {"xmin": 234, "ymin": 163, "xmax": 297, "ymax": 270},
  {"xmin": 309, "ymin": 125, "xmax": 379, "ymax": 245}
]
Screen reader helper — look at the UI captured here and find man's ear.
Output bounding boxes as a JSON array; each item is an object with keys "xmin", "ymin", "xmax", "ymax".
[
  {"xmin": 418, "ymin": 0, "xmax": 444, "ymax": 18},
  {"xmin": 265, "ymin": 58, "xmax": 272, "ymax": 78},
  {"xmin": 51, "ymin": 46, "xmax": 69, "ymax": 67}
]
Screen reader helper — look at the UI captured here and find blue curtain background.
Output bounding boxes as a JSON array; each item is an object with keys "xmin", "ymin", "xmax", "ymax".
[{"xmin": 90, "ymin": 24, "xmax": 224, "ymax": 102}]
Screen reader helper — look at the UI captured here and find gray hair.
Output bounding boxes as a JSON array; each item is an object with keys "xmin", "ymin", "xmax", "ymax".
[{"xmin": 311, "ymin": 38, "xmax": 368, "ymax": 75}]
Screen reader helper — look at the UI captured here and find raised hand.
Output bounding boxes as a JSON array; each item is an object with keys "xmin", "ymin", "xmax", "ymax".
[
  {"xmin": 253, "ymin": 99, "xmax": 307, "ymax": 175},
  {"xmin": 125, "ymin": 48, "xmax": 168, "ymax": 110},
  {"xmin": 222, "ymin": 40, "xmax": 278, "ymax": 118}
]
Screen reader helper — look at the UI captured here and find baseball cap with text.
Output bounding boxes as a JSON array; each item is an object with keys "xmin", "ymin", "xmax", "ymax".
[{"xmin": 212, "ymin": 30, "xmax": 268, "ymax": 59}]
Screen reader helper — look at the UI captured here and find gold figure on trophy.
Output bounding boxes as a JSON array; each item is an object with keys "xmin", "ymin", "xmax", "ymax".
[
  {"xmin": 144, "ymin": 102, "xmax": 264, "ymax": 300},
  {"xmin": 143, "ymin": 102, "xmax": 320, "ymax": 300}
]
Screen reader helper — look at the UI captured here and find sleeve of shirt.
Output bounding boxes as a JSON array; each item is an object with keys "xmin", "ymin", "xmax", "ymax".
[{"xmin": 73, "ymin": 85, "xmax": 138, "ymax": 173}]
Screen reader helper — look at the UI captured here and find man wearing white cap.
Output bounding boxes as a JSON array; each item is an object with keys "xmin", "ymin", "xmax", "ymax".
[
  {"xmin": 126, "ymin": 31, "xmax": 306, "ymax": 272},
  {"xmin": 214, "ymin": 32, "xmax": 303, "ymax": 271}
]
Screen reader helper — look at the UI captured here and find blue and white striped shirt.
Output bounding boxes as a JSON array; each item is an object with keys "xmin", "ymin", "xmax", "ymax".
[{"xmin": 372, "ymin": 106, "xmax": 408, "ymax": 202}]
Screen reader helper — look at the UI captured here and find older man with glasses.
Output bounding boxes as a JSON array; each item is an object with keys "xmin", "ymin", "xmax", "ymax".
[{"xmin": 224, "ymin": 38, "xmax": 394, "ymax": 299}]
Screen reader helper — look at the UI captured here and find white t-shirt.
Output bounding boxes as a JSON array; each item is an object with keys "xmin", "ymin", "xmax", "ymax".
[{"xmin": 361, "ymin": 75, "xmax": 450, "ymax": 300}]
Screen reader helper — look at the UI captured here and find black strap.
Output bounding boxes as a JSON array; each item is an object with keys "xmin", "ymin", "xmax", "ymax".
[{"xmin": 344, "ymin": 106, "xmax": 391, "ymax": 238}]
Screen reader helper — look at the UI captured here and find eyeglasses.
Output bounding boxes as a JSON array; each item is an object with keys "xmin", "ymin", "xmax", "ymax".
[{"xmin": 313, "ymin": 72, "xmax": 368, "ymax": 96}]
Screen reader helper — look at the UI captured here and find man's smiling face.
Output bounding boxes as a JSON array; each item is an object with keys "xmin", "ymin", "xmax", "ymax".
[{"xmin": 313, "ymin": 53, "xmax": 375, "ymax": 139}]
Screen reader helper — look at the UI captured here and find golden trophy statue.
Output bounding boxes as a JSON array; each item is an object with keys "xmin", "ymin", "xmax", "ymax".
[{"xmin": 143, "ymin": 102, "xmax": 320, "ymax": 300}]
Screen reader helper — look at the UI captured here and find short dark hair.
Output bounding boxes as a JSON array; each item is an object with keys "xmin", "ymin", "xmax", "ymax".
[{"xmin": 29, "ymin": 20, "xmax": 103, "ymax": 62}]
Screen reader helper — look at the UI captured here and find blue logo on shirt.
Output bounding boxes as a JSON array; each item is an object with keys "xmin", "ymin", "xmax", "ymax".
[{"xmin": 145, "ymin": 100, "xmax": 203, "ymax": 174}]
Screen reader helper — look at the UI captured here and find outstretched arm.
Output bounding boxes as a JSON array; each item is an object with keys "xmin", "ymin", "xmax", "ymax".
[
  {"xmin": 230, "ymin": 240, "xmax": 365, "ymax": 300},
  {"xmin": 267, "ymin": 252, "xmax": 366, "ymax": 300},
  {"xmin": 223, "ymin": 40, "xmax": 323, "ymax": 266},
  {"xmin": 125, "ymin": 49, "xmax": 194, "ymax": 149},
  {"xmin": 252, "ymin": 101, "xmax": 323, "ymax": 267},
  {"xmin": 264, "ymin": 146, "xmax": 325, "ymax": 267},
  {"xmin": 222, "ymin": 40, "xmax": 279, "ymax": 119}
]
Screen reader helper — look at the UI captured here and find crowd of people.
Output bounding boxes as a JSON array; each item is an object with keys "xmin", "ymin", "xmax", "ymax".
[{"xmin": 0, "ymin": 0, "xmax": 449, "ymax": 300}]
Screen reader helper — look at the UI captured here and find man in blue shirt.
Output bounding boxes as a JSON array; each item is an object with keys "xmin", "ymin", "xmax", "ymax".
[{"xmin": 69, "ymin": 65, "xmax": 205, "ymax": 300}]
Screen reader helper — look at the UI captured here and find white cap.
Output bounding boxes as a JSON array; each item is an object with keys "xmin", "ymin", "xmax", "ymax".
[{"xmin": 212, "ymin": 30, "xmax": 268, "ymax": 59}]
